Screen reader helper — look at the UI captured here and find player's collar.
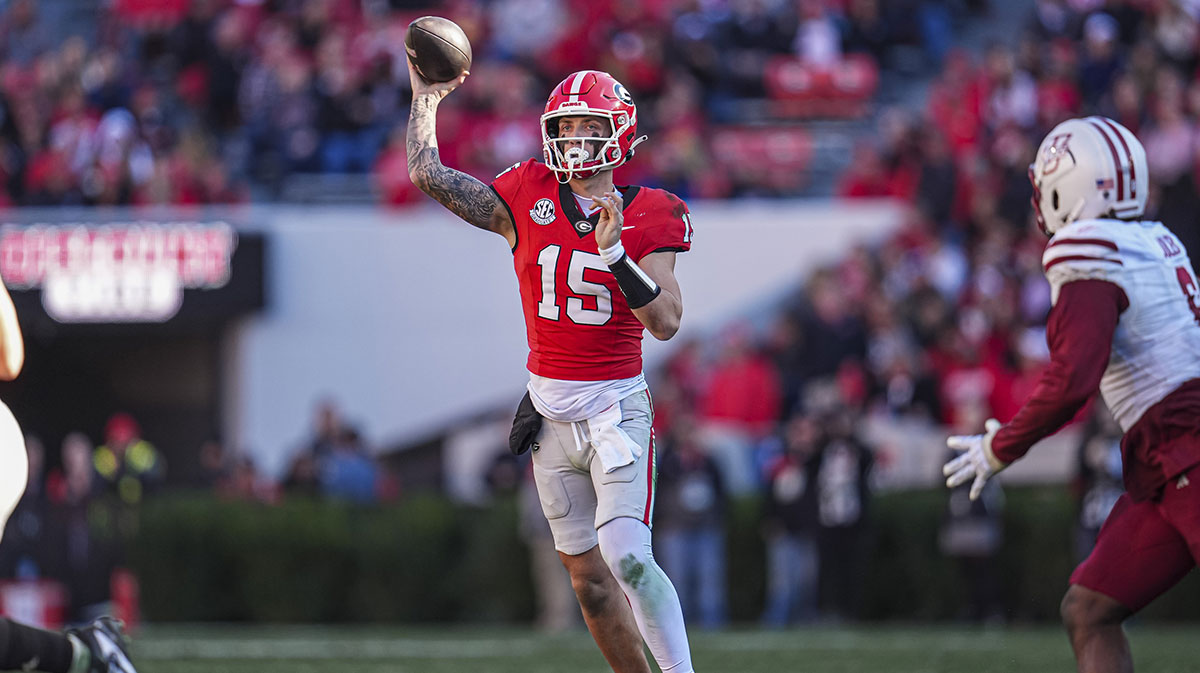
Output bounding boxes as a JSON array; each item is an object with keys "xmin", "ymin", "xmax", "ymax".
[{"xmin": 558, "ymin": 182, "xmax": 640, "ymax": 239}]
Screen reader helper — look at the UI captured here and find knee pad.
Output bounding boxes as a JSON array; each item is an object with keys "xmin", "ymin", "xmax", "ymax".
[{"xmin": 596, "ymin": 517, "xmax": 655, "ymax": 588}]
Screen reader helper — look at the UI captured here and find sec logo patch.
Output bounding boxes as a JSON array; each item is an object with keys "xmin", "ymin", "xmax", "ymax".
[{"xmin": 530, "ymin": 198, "xmax": 556, "ymax": 225}]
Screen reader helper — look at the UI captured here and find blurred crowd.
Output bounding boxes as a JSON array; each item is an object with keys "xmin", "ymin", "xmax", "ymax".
[
  {"xmin": 624, "ymin": 0, "xmax": 1200, "ymax": 626},
  {"xmin": 0, "ymin": 0, "xmax": 974, "ymax": 207},
  {"xmin": 0, "ymin": 401, "xmax": 399, "ymax": 622},
  {"xmin": 6, "ymin": 0, "xmax": 1200, "ymax": 627},
  {"xmin": 819, "ymin": 0, "xmax": 1200, "ymax": 440},
  {"xmin": 0, "ymin": 413, "xmax": 164, "ymax": 621}
]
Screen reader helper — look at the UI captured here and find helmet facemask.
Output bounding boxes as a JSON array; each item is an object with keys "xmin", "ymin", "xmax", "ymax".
[{"xmin": 542, "ymin": 109, "xmax": 636, "ymax": 182}]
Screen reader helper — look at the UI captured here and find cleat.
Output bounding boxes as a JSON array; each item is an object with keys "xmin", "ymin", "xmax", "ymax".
[{"xmin": 67, "ymin": 617, "xmax": 138, "ymax": 673}]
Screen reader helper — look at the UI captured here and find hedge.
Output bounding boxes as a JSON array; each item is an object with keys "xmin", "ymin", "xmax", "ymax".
[{"xmin": 129, "ymin": 488, "xmax": 1200, "ymax": 623}]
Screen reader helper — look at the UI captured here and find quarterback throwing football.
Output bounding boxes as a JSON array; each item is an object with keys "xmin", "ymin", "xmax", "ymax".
[
  {"xmin": 407, "ymin": 62, "xmax": 696, "ymax": 673},
  {"xmin": 944, "ymin": 116, "xmax": 1200, "ymax": 673}
]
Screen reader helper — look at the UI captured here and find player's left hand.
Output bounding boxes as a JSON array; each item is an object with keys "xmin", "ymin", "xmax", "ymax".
[
  {"xmin": 943, "ymin": 418, "xmax": 1007, "ymax": 501},
  {"xmin": 595, "ymin": 191, "xmax": 623, "ymax": 250}
]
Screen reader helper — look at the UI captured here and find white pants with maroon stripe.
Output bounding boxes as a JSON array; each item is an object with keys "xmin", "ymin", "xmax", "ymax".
[
  {"xmin": 531, "ymin": 389, "xmax": 656, "ymax": 556},
  {"xmin": 532, "ymin": 389, "xmax": 695, "ymax": 672}
]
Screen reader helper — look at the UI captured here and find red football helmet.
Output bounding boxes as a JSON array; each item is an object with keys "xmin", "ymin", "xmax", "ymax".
[{"xmin": 541, "ymin": 70, "xmax": 647, "ymax": 182}]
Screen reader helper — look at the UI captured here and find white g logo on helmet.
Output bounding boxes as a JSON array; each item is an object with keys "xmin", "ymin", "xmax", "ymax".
[{"xmin": 1030, "ymin": 116, "xmax": 1148, "ymax": 235}]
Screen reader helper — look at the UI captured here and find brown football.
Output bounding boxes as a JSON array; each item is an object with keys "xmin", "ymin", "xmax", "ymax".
[{"xmin": 405, "ymin": 16, "xmax": 472, "ymax": 83}]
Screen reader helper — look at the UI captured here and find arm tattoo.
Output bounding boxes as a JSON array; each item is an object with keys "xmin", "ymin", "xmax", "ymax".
[{"xmin": 407, "ymin": 96, "xmax": 505, "ymax": 233}]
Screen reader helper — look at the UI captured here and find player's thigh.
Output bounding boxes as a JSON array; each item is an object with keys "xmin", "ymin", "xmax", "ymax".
[
  {"xmin": 1157, "ymin": 462, "xmax": 1200, "ymax": 563},
  {"xmin": 1070, "ymin": 492, "xmax": 1193, "ymax": 613},
  {"xmin": 591, "ymin": 390, "xmax": 656, "ymax": 529},
  {"xmin": 532, "ymin": 418, "xmax": 600, "ymax": 555},
  {"xmin": 0, "ymin": 401, "xmax": 26, "ymax": 540}
]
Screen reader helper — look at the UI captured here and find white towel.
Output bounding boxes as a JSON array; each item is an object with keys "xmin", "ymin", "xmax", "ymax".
[{"xmin": 586, "ymin": 403, "xmax": 643, "ymax": 473}]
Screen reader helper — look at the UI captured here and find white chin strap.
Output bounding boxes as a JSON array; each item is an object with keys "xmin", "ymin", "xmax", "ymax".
[{"xmin": 1056, "ymin": 196, "xmax": 1087, "ymax": 233}]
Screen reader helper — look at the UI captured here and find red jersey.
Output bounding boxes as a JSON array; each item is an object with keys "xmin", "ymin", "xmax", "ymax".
[{"xmin": 491, "ymin": 159, "xmax": 693, "ymax": 381}]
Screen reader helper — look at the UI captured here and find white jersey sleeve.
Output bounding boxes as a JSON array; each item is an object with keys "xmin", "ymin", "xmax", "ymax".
[{"xmin": 1042, "ymin": 218, "xmax": 1200, "ymax": 430}]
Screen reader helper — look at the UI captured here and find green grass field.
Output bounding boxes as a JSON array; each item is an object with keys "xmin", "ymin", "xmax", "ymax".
[{"xmin": 129, "ymin": 624, "xmax": 1200, "ymax": 672}]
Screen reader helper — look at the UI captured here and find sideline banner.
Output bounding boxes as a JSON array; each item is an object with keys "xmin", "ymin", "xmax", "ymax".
[{"xmin": 0, "ymin": 220, "xmax": 264, "ymax": 324}]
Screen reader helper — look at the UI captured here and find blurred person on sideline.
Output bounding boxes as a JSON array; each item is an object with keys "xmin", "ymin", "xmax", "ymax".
[
  {"xmin": 47, "ymin": 433, "xmax": 115, "ymax": 623},
  {"xmin": 93, "ymin": 414, "xmax": 164, "ymax": 509},
  {"xmin": 1072, "ymin": 404, "xmax": 1124, "ymax": 564},
  {"xmin": 760, "ymin": 413, "xmax": 822, "ymax": 627},
  {"xmin": 303, "ymin": 398, "xmax": 344, "ymax": 460},
  {"xmin": 407, "ymin": 58, "xmax": 696, "ymax": 672},
  {"xmin": 816, "ymin": 409, "xmax": 873, "ymax": 622},
  {"xmin": 194, "ymin": 440, "xmax": 231, "ymax": 493},
  {"xmin": 319, "ymin": 427, "xmax": 379, "ymax": 504},
  {"xmin": 483, "ymin": 448, "xmax": 580, "ymax": 633},
  {"xmin": 0, "ymin": 434, "xmax": 48, "ymax": 579},
  {"xmin": 939, "ymin": 457, "xmax": 1004, "ymax": 623},
  {"xmin": 220, "ymin": 453, "xmax": 272, "ymax": 503},
  {"xmin": 654, "ymin": 418, "xmax": 728, "ymax": 629},
  {"xmin": 944, "ymin": 117, "xmax": 1200, "ymax": 673},
  {"xmin": 282, "ymin": 452, "xmax": 321, "ymax": 499},
  {"xmin": 697, "ymin": 324, "xmax": 782, "ymax": 495},
  {"xmin": 518, "ymin": 461, "xmax": 582, "ymax": 633},
  {"xmin": 0, "ymin": 271, "xmax": 138, "ymax": 671}
]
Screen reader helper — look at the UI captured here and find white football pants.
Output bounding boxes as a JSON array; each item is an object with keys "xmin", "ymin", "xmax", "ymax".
[{"xmin": 0, "ymin": 401, "xmax": 27, "ymax": 543}]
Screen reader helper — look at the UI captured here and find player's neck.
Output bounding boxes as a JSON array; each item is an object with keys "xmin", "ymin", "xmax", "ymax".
[{"xmin": 568, "ymin": 172, "xmax": 615, "ymax": 199}]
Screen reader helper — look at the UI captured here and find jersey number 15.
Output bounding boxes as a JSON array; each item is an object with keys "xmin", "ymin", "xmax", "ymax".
[{"xmin": 536, "ymin": 244, "xmax": 613, "ymax": 326}]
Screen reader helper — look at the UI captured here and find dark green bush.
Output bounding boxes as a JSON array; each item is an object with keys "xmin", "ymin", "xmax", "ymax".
[{"xmin": 130, "ymin": 488, "xmax": 1200, "ymax": 623}]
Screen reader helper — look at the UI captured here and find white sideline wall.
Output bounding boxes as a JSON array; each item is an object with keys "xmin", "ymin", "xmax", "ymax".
[{"xmin": 236, "ymin": 200, "xmax": 905, "ymax": 478}]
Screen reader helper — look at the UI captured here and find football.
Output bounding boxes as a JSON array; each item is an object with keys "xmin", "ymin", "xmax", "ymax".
[{"xmin": 405, "ymin": 16, "xmax": 472, "ymax": 84}]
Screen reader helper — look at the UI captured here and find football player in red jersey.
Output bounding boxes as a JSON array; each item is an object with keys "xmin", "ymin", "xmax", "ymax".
[
  {"xmin": 943, "ymin": 117, "xmax": 1200, "ymax": 673},
  {"xmin": 0, "ymin": 282, "xmax": 139, "ymax": 673},
  {"xmin": 407, "ymin": 61, "xmax": 696, "ymax": 673}
]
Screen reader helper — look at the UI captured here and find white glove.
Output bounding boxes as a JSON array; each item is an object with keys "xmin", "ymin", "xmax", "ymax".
[{"xmin": 943, "ymin": 418, "xmax": 1007, "ymax": 501}]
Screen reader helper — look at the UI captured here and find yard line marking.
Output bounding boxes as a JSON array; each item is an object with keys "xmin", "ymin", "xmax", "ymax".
[
  {"xmin": 135, "ymin": 631, "xmax": 1018, "ymax": 660},
  {"xmin": 137, "ymin": 638, "xmax": 545, "ymax": 660}
]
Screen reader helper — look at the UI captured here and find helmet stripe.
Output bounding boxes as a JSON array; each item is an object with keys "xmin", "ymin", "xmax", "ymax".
[
  {"xmin": 567, "ymin": 72, "xmax": 587, "ymax": 102},
  {"xmin": 1096, "ymin": 116, "xmax": 1137, "ymax": 199},
  {"xmin": 1087, "ymin": 119, "xmax": 1125, "ymax": 202}
]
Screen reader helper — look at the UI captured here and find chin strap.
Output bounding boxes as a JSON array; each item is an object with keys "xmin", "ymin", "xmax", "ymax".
[
  {"xmin": 1055, "ymin": 196, "xmax": 1088, "ymax": 232},
  {"xmin": 625, "ymin": 135, "xmax": 648, "ymax": 161}
]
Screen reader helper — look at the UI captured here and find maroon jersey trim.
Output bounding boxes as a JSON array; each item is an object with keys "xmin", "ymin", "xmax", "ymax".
[
  {"xmin": 1044, "ymin": 255, "xmax": 1123, "ymax": 272},
  {"xmin": 1047, "ymin": 238, "xmax": 1119, "ymax": 251}
]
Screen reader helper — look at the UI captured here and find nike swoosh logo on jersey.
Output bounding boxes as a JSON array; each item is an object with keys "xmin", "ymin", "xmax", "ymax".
[{"xmin": 622, "ymin": 226, "xmax": 636, "ymax": 230}]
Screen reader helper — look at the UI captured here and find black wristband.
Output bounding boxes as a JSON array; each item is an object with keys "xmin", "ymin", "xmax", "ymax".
[{"xmin": 609, "ymin": 253, "xmax": 661, "ymax": 309}]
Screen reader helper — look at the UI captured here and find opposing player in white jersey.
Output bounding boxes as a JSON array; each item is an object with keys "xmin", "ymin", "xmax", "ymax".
[
  {"xmin": 0, "ymin": 280, "xmax": 139, "ymax": 673},
  {"xmin": 943, "ymin": 116, "xmax": 1200, "ymax": 673}
]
